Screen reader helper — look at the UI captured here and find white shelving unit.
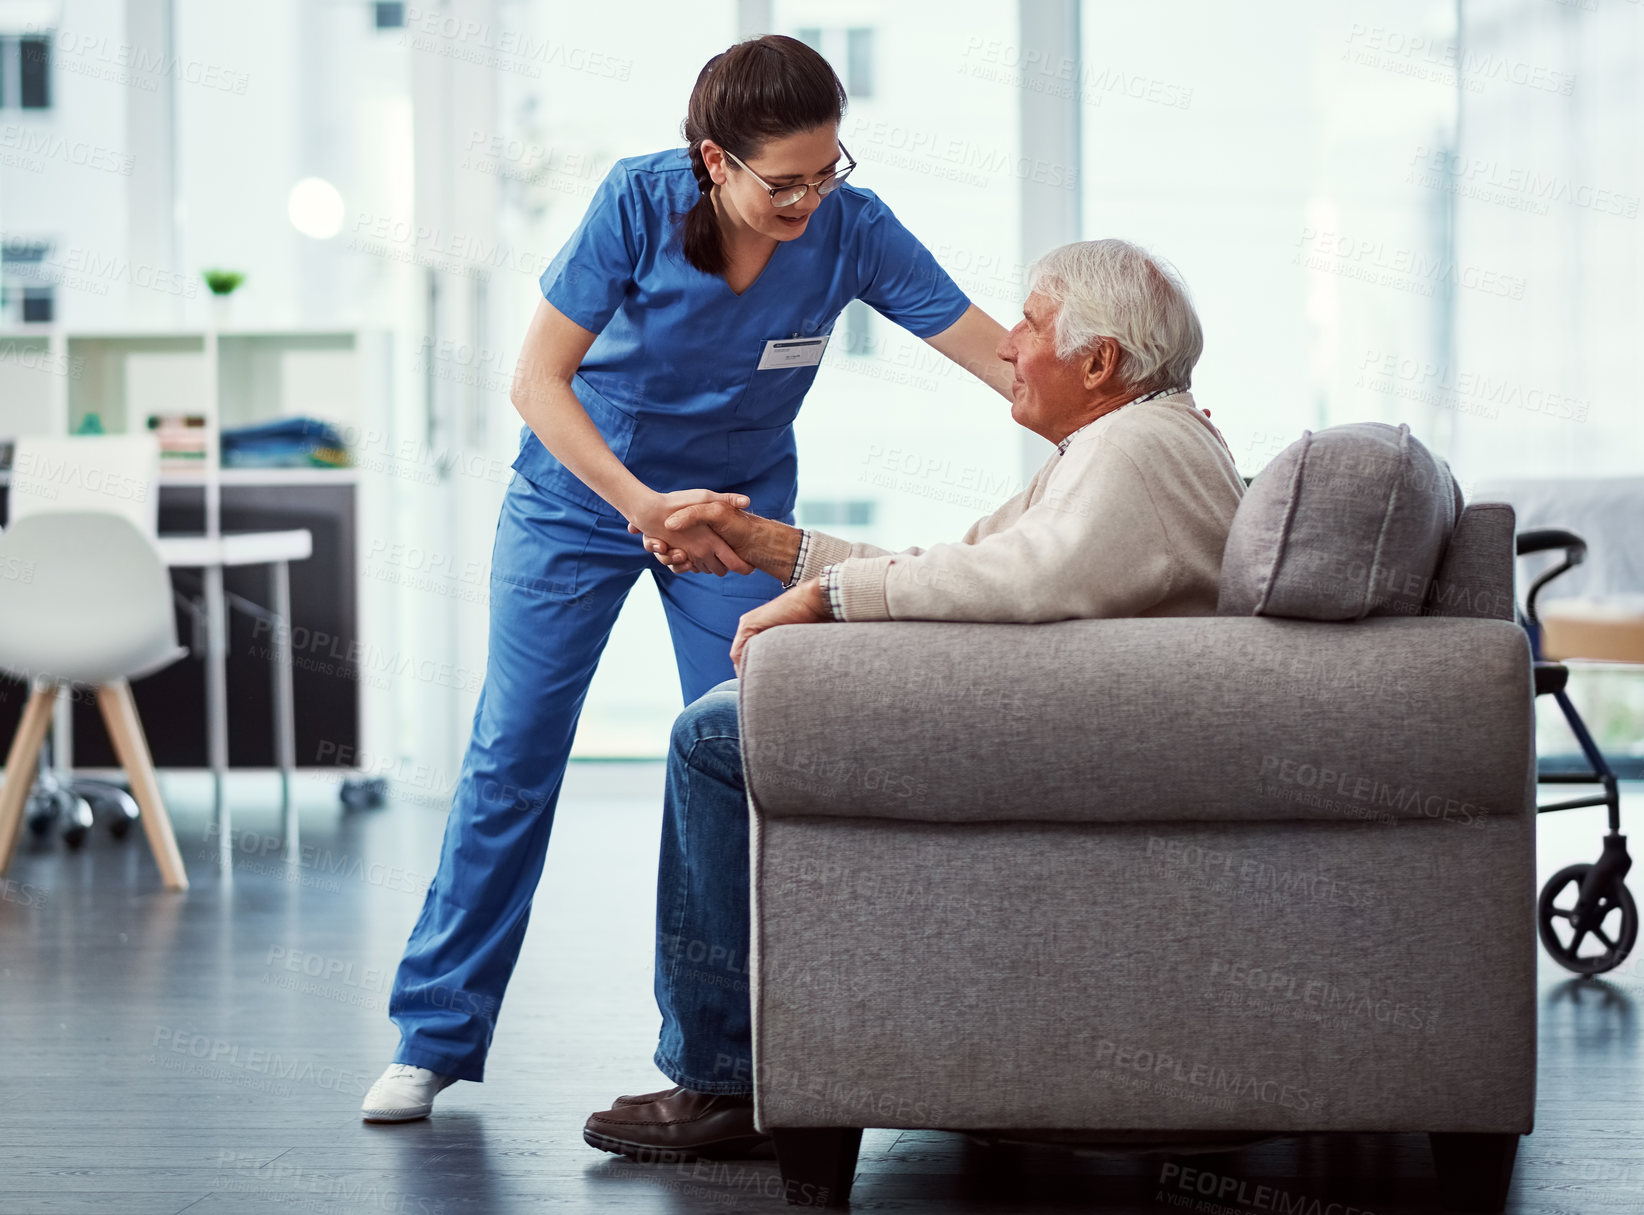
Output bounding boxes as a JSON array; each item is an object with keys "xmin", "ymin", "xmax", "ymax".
[
  {"xmin": 0, "ymin": 323, "xmax": 393, "ymax": 832},
  {"xmin": 1, "ymin": 324, "xmax": 372, "ymax": 520}
]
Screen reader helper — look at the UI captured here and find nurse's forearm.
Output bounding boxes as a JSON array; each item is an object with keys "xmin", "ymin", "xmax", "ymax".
[
  {"xmin": 513, "ymin": 377, "xmax": 654, "ymax": 519},
  {"xmin": 925, "ymin": 303, "xmax": 1013, "ymax": 400}
]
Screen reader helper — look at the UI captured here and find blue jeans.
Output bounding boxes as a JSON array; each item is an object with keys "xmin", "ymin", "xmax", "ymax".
[{"xmin": 653, "ymin": 679, "xmax": 757, "ymax": 1095}]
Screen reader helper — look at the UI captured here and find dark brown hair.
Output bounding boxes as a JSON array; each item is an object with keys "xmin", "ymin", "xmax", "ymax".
[{"xmin": 679, "ymin": 35, "xmax": 847, "ymax": 276}]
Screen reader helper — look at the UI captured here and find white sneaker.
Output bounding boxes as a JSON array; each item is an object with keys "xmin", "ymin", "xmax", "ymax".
[{"xmin": 361, "ymin": 1064, "xmax": 456, "ymax": 1122}]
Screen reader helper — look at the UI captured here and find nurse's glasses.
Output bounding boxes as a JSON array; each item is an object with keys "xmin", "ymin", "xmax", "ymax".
[{"xmin": 721, "ymin": 143, "xmax": 856, "ymax": 208}]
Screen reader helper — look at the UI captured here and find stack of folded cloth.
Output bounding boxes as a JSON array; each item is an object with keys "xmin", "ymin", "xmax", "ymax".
[
  {"xmin": 148, "ymin": 413, "xmax": 209, "ymax": 464},
  {"xmin": 220, "ymin": 417, "xmax": 350, "ymax": 469}
]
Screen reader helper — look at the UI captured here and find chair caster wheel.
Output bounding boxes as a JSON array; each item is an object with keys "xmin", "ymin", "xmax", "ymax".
[
  {"xmin": 85, "ymin": 783, "xmax": 141, "ymax": 840},
  {"xmin": 340, "ymin": 777, "xmax": 388, "ymax": 810},
  {"xmin": 60, "ymin": 797, "xmax": 95, "ymax": 849},
  {"xmin": 1539, "ymin": 862, "xmax": 1637, "ymax": 975},
  {"xmin": 25, "ymin": 785, "xmax": 72, "ymax": 838}
]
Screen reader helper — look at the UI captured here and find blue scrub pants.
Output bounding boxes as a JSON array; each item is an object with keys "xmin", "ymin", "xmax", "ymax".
[{"xmin": 388, "ymin": 472, "xmax": 781, "ymax": 1081}]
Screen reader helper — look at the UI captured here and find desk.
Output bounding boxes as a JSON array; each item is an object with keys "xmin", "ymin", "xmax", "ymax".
[{"xmin": 157, "ymin": 529, "xmax": 312, "ymax": 858}]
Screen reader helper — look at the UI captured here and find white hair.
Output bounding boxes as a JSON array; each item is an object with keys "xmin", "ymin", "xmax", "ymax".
[{"xmin": 1026, "ymin": 239, "xmax": 1203, "ymax": 392}]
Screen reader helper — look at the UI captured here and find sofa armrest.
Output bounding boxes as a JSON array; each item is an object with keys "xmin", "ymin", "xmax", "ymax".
[
  {"xmin": 1429, "ymin": 502, "xmax": 1517, "ymax": 620},
  {"xmin": 739, "ymin": 615, "xmax": 1532, "ymax": 826}
]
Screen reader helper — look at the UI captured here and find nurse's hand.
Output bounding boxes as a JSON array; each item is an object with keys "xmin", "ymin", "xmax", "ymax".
[
  {"xmin": 638, "ymin": 501, "xmax": 759, "ymax": 576},
  {"xmin": 730, "ymin": 579, "xmax": 831, "ymax": 672},
  {"xmin": 626, "ymin": 489, "xmax": 755, "ymax": 576}
]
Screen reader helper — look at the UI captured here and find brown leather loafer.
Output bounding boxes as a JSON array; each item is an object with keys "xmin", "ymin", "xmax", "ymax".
[
  {"xmin": 584, "ymin": 1088, "xmax": 771, "ymax": 1163},
  {"xmin": 612, "ymin": 1085, "xmax": 681, "ymax": 1108}
]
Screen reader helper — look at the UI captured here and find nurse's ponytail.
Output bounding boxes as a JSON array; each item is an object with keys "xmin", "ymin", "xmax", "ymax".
[{"xmin": 679, "ymin": 35, "xmax": 846, "ymax": 276}]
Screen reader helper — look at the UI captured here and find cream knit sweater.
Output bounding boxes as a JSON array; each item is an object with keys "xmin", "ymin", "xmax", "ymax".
[{"xmin": 793, "ymin": 392, "xmax": 1246, "ymax": 622}]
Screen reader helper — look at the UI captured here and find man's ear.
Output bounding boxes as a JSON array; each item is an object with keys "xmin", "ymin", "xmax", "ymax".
[{"xmin": 1082, "ymin": 337, "xmax": 1121, "ymax": 390}]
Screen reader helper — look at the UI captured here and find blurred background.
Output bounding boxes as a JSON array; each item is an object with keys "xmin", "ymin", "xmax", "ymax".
[{"xmin": 1, "ymin": 0, "xmax": 1639, "ymax": 782}]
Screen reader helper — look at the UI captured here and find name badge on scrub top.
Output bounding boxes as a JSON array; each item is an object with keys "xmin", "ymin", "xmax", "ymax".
[{"xmin": 756, "ymin": 335, "xmax": 830, "ymax": 370}]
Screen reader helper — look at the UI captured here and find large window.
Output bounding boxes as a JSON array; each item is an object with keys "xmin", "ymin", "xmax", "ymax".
[
  {"xmin": 1076, "ymin": 1, "xmax": 1461, "ymax": 484},
  {"xmin": 0, "ymin": 33, "xmax": 51, "ymax": 109},
  {"xmin": 0, "ymin": 240, "xmax": 54, "ymax": 324},
  {"xmin": 1451, "ymin": 0, "xmax": 1642, "ymax": 483},
  {"xmin": 795, "ymin": 26, "xmax": 876, "ymax": 97}
]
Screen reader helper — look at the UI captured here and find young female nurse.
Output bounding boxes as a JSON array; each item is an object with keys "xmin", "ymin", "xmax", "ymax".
[{"xmin": 362, "ymin": 34, "xmax": 1012, "ymax": 1122}]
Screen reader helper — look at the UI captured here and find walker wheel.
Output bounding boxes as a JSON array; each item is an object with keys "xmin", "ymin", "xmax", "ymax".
[{"xmin": 1539, "ymin": 863, "xmax": 1638, "ymax": 975}]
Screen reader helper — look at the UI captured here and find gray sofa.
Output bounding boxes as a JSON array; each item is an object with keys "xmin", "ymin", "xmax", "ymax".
[{"xmin": 738, "ymin": 424, "xmax": 1536, "ymax": 1210}]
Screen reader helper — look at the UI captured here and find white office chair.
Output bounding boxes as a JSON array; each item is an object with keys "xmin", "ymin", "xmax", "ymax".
[{"xmin": 0, "ymin": 436, "xmax": 189, "ymax": 890}]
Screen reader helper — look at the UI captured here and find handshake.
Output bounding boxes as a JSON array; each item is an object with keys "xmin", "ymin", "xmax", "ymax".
[
  {"xmin": 627, "ymin": 489, "xmax": 829, "ymax": 669},
  {"xmin": 626, "ymin": 489, "xmax": 801, "ymax": 582}
]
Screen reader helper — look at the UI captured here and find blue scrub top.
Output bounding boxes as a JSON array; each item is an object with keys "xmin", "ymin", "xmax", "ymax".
[{"xmin": 520, "ymin": 147, "xmax": 972, "ymax": 519}]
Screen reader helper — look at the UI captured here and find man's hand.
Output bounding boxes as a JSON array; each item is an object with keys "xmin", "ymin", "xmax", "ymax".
[
  {"xmin": 730, "ymin": 579, "xmax": 831, "ymax": 672},
  {"xmin": 631, "ymin": 502, "xmax": 801, "ymax": 582},
  {"xmin": 625, "ymin": 490, "xmax": 755, "ymax": 576}
]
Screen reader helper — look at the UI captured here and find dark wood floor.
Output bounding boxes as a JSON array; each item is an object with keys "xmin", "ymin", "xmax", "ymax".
[{"xmin": 1, "ymin": 764, "xmax": 1639, "ymax": 1214}]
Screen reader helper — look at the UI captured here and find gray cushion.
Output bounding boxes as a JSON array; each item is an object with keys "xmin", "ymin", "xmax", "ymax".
[
  {"xmin": 1217, "ymin": 423, "xmax": 1461, "ymax": 622},
  {"xmin": 739, "ymin": 615, "xmax": 1532, "ymax": 827}
]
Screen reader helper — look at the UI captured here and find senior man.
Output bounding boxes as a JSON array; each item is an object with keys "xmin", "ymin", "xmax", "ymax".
[{"xmin": 582, "ymin": 239, "xmax": 1245, "ymax": 1162}]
